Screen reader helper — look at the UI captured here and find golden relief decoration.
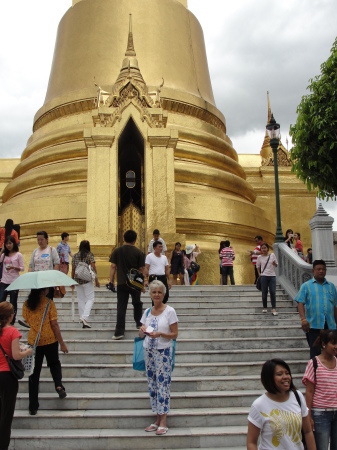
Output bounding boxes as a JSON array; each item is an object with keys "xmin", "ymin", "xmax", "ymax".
[
  {"xmin": 93, "ymin": 15, "xmax": 167, "ymax": 130},
  {"xmin": 262, "ymin": 145, "xmax": 292, "ymax": 167},
  {"xmin": 118, "ymin": 202, "xmax": 145, "ymax": 251}
]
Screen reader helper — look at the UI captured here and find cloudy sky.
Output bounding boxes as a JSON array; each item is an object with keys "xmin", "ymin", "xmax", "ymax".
[{"xmin": 0, "ymin": 0, "xmax": 336, "ymax": 224}]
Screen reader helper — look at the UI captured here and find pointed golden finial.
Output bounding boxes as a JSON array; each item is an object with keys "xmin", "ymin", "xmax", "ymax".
[
  {"xmin": 267, "ymin": 91, "xmax": 271, "ymax": 123},
  {"xmin": 125, "ymin": 14, "xmax": 136, "ymax": 57}
]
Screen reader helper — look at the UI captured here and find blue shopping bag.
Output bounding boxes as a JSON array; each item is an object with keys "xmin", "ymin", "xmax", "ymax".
[{"xmin": 132, "ymin": 337, "xmax": 176, "ymax": 371}]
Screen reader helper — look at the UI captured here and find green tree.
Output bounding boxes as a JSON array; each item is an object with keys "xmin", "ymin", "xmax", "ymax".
[{"xmin": 290, "ymin": 36, "xmax": 337, "ymax": 200}]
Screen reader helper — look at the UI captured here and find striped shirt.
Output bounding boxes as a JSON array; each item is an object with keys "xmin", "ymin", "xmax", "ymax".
[
  {"xmin": 220, "ymin": 247, "xmax": 235, "ymax": 266},
  {"xmin": 251, "ymin": 245, "xmax": 261, "ymax": 266},
  {"xmin": 295, "ymin": 278, "xmax": 337, "ymax": 329},
  {"xmin": 302, "ymin": 356, "xmax": 337, "ymax": 408}
]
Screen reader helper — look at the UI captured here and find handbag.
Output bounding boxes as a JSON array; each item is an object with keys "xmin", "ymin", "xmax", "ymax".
[
  {"xmin": 0, "ymin": 342, "xmax": 25, "ymax": 380},
  {"xmin": 59, "ymin": 254, "xmax": 68, "ymax": 274},
  {"xmin": 75, "ymin": 260, "xmax": 96, "ymax": 282},
  {"xmin": 22, "ymin": 300, "xmax": 51, "ymax": 376},
  {"xmin": 121, "ymin": 247, "xmax": 144, "ymax": 292},
  {"xmin": 256, "ymin": 255, "xmax": 271, "ymax": 291},
  {"xmin": 54, "ymin": 286, "xmax": 66, "ymax": 298},
  {"xmin": 190, "ymin": 261, "xmax": 200, "ymax": 273},
  {"xmin": 133, "ymin": 309, "xmax": 176, "ymax": 371}
]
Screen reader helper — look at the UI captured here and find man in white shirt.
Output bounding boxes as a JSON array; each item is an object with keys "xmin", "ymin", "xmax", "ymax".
[
  {"xmin": 147, "ymin": 229, "xmax": 167, "ymax": 256},
  {"xmin": 145, "ymin": 241, "xmax": 171, "ymax": 303}
]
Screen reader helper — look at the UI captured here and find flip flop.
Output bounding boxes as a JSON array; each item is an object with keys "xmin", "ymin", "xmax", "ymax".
[
  {"xmin": 272, "ymin": 311, "xmax": 278, "ymax": 316},
  {"xmin": 145, "ymin": 424, "xmax": 158, "ymax": 432},
  {"xmin": 156, "ymin": 427, "xmax": 168, "ymax": 435}
]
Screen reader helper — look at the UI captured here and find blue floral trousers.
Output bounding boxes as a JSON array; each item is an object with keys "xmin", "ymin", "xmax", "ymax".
[{"xmin": 144, "ymin": 346, "xmax": 172, "ymax": 415}]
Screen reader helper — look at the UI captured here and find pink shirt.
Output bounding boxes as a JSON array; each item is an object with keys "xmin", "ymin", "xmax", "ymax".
[
  {"xmin": 302, "ymin": 357, "xmax": 337, "ymax": 408},
  {"xmin": 256, "ymin": 253, "xmax": 278, "ymax": 277},
  {"xmin": 0, "ymin": 326, "xmax": 22, "ymax": 372},
  {"xmin": 0, "ymin": 252, "xmax": 24, "ymax": 284}
]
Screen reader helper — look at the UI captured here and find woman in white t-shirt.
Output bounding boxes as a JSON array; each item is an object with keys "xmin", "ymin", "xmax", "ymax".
[
  {"xmin": 139, "ymin": 280, "xmax": 178, "ymax": 436},
  {"xmin": 256, "ymin": 242, "xmax": 278, "ymax": 316},
  {"xmin": 302, "ymin": 329, "xmax": 337, "ymax": 450},
  {"xmin": 247, "ymin": 358, "xmax": 316, "ymax": 450}
]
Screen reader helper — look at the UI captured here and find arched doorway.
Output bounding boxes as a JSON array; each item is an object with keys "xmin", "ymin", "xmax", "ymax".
[{"xmin": 118, "ymin": 118, "xmax": 145, "ymax": 251}]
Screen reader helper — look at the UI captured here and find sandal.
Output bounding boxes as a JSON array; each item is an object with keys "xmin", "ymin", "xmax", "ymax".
[
  {"xmin": 156, "ymin": 426, "xmax": 168, "ymax": 435},
  {"xmin": 145, "ymin": 423, "xmax": 159, "ymax": 432},
  {"xmin": 272, "ymin": 310, "xmax": 278, "ymax": 316},
  {"xmin": 262, "ymin": 309, "xmax": 267, "ymax": 313}
]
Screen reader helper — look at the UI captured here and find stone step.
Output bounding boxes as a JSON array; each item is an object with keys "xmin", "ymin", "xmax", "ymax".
[
  {"xmin": 45, "ymin": 336, "xmax": 308, "ymax": 351},
  {"xmin": 11, "ymin": 284, "xmax": 296, "ymax": 450},
  {"xmin": 19, "ymin": 325, "xmax": 304, "ymax": 340},
  {"xmin": 16, "ymin": 390, "xmax": 264, "ymax": 410},
  {"xmin": 33, "ymin": 359, "xmax": 308, "ymax": 378},
  {"xmin": 13, "ymin": 407, "xmax": 251, "ymax": 429},
  {"xmin": 52, "ymin": 347, "xmax": 309, "ymax": 364},
  {"xmin": 17, "ymin": 373, "xmax": 305, "ymax": 394},
  {"xmin": 9, "ymin": 426, "xmax": 248, "ymax": 449},
  {"xmin": 39, "ymin": 316, "xmax": 300, "ymax": 329}
]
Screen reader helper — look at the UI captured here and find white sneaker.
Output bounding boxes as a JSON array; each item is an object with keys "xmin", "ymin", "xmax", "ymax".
[{"xmin": 112, "ymin": 335, "xmax": 124, "ymax": 340}]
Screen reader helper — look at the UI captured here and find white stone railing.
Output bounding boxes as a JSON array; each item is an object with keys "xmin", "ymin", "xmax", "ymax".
[{"xmin": 273, "ymin": 243, "xmax": 313, "ymax": 301}]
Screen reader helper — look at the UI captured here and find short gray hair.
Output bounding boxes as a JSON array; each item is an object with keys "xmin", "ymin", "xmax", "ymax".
[{"xmin": 149, "ymin": 279, "xmax": 166, "ymax": 296}]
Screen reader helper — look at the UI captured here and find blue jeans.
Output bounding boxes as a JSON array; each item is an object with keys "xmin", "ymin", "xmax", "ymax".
[
  {"xmin": 312, "ymin": 409, "xmax": 337, "ymax": 450},
  {"xmin": 260, "ymin": 276, "xmax": 276, "ymax": 309},
  {"xmin": 0, "ymin": 283, "xmax": 19, "ymax": 324}
]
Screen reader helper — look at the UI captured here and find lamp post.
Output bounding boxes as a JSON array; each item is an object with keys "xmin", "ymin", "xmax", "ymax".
[{"xmin": 266, "ymin": 114, "xmax": 284, "ymax": 243}]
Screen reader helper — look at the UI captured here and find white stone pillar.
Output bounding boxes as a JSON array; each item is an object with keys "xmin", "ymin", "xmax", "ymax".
[{"xmin": 309, "ymin": 203, "xmax": 336, "ymax": 267}]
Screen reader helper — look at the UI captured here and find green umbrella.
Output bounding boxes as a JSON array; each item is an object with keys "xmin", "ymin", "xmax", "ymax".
[{"xmin": 6, "ymin": 270, "xmax": 78, "ymax": 291}]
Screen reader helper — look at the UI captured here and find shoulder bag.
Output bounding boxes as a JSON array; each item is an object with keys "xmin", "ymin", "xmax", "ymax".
[
  {"xmin": 75, "ymin": 254, "xmax": 96, "ymax": 282},
  {"xmin": 22, "ymin": 300, "xmax": 51, "ymax": 376},
  {"xmin": 293, "ymin": 390, "xmax": 308, "ymax": 450},
  {"xmin": 0, "ymin": 341, "xmax": 25, "ymax": 380},
  {"xmin": 121, "ymin": 247, "xmax": 144, "ymax": 292},
  {"xmin": 256, "ymin": 255, "xmax": 271, "ymax": 291}
]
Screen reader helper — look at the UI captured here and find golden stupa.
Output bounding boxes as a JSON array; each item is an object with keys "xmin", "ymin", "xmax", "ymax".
[{"xmin": 0, "ymin": 0, "xmax": 316, "ymax": 284}]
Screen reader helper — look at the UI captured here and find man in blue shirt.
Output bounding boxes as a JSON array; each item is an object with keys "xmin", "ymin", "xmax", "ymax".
[
  {"xmin": 295, "ymin": 259, "xmax": 337, "ymax": 358},
  {"xmin": 57, "ymin": 232, "xmax": 73, "ymax": 274}
]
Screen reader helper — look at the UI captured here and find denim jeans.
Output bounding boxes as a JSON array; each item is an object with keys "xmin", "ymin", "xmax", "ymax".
[
  {"xmin": 312, "ymin": 409, "xmax": 337, "ymax": 450},
  {"xmin": 0, "ymin": 283, "xmax": 19, "ymax": 324},
  {"xmin": 260, "ymin": 276, "xmax": 276, "ymax": 309}
]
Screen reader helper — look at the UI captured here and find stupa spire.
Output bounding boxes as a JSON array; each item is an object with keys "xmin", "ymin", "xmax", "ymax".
[
  {"xmin": 267, "ymin": 91, "xmax": 271, "ymax": 123},
  {"xmin": 113, "ymin": 15, "xmax": 145, "ymax": 87},
  {"xmin": 125, "ymin": 14, "xmax": 136, "ymax": 57}
]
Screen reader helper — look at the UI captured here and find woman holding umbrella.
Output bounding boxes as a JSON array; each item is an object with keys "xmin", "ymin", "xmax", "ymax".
[
  {"xmin": 7, "ymin": 270, "xmax": 74, "ymax": 417},
  {"xmin": 22, "ymin": 286, "xmax": 68, "ymax": 415}
]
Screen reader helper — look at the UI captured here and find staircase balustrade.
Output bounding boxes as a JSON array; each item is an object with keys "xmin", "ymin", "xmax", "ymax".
[{"xmin": 273, "ymin": 243, "xmax": 312, "ymax": 301}]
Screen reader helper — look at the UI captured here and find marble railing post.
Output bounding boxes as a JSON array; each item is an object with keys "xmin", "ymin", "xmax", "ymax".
[{"xmin": 309, "ymin": 203, "xmax": 336, "ymax": 268}]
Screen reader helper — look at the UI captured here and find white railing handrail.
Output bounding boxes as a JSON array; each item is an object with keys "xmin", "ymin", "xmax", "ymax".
[{"xmin": 273, "ymin": 243, "xmax": 313, "ymax": 301}]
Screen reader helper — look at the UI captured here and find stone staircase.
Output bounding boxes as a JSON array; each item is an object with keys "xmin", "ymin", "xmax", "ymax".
[{"xmin": 10, "ymin": 285, "xmax": 308, "ymax": 450}]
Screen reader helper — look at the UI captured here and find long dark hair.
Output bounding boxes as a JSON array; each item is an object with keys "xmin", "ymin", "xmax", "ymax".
[
  {"xmin": 26, "ymin": 289, "xmax": 46, "ymax": 311},
  {"xmin": 79, "ymin": 240, "xmax": 91, "ymax": 259},
  {"xmin": 219, "ymin": 241, "xmax": 226, "ymax": 253},
  {"xmin": 4, "ymin": 236, "xmax": 19, "ymax": 255},
  {"xmin": 4, "ymin": 219, "xmax": 14, "ymax": 238},
  {"xmin": 0, "ymin": 302, "xmax": 14, "ymax": 336}
]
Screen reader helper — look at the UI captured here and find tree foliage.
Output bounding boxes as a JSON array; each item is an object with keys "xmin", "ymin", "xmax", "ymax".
[{"xmin": 290, "ymin": 36, "xmax": 337, "ymax": 200}]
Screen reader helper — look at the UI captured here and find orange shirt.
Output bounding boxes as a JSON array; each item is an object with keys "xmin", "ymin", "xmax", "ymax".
[
  {"xmin": 0, "ymin": 228, "xmax": 19, "ymax": 247},
  {"xmin": 22, "ymin": 296, "xmax": 58, "ymax": 346}
]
